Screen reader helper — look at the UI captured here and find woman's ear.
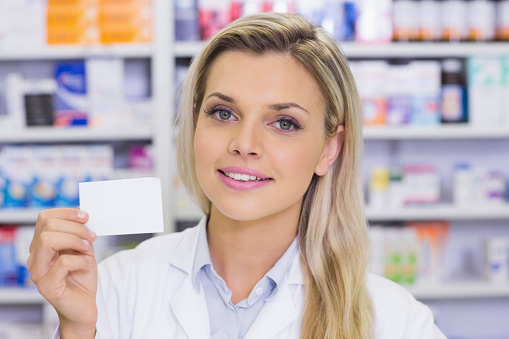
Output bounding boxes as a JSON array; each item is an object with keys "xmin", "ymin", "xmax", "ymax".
[{"xmin": 314, "ymin": 125, "xmax": 345, "ymax": 176}]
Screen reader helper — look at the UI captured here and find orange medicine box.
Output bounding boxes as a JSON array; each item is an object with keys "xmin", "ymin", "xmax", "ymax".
[
  {"xmin": 98, "ymin": 2, "xmax": 152, "ymax": 43},
  {"xmin": 98, "ymin": 3, "xmax": 151, "ymax": 26},
  {"xmin": 47, "ymin": 3, "xmax": 98, "ymax": 45},
  {"xmin": 100, "ymin": 24, "xmax": 151, "ymax": 44}
]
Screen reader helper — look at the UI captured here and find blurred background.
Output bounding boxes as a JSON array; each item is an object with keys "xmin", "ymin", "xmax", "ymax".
[{"xmin": 0, "ymin": 0, "xmax": 508, "ymax": 338}]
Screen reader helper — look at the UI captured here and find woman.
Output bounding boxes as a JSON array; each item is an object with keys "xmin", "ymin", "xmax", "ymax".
[{"xmin": 28, "ymin": 13, "xmax": 445, "ymax": 339}]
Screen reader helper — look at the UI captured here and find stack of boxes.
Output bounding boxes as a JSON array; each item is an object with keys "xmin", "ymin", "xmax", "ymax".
[{"xmin": 47, "ymin": 0, "xmax": 152, "ymax": 45}]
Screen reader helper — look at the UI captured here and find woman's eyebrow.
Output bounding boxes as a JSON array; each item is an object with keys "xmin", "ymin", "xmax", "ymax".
[
  {"xmin": 206, "ymin": 92, "xmax": 236, "ymax": 103},
  {"xmin": 205, "ymin": 91, "xmax": 309, "ymax": 114},
  {"xmin": 268, "ymin": 103, "xmax": 309, "ymax": 114}
]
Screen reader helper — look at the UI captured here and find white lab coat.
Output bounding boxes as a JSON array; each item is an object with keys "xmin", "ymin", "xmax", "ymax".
[{"xmin": 55, "ymin": 218, "xmax": 446, "ymax": 338}]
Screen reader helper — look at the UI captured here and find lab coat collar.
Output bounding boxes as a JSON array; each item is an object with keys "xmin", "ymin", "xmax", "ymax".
[
  {"xmin": 167, "ymin": 217, "xmax": 305, "ymax": 339},
  {"xmin": 167, "ymin": 217, "xmax": 206, "ymax": 274}
]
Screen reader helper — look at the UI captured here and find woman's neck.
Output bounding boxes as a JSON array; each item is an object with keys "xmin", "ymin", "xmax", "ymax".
[{"xmin": 206, "ymin": 204, "xmax": 300, "ymax": 303}]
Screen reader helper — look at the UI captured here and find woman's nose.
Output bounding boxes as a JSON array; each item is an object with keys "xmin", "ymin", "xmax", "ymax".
[{"xmin": 228, "ymin": 121, "xmax": 263, "ymax": 158}]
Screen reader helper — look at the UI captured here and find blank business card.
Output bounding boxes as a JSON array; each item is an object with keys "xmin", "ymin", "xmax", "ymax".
[{"xmin": 79, "ymin": 177, "xmax": 164, "ymax": 236}]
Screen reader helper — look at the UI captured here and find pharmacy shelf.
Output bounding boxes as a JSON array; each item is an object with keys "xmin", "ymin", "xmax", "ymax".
[
  {"xmin": 0, "ymin": 288, "xmax": 45, "ymax": 304},
  {"xmin": 363, "ymin": 125, "xmax": 509, "ymax": 140},
  {"xmin": 174, "ymin": 41, "xmax": 509, "ymax": 58},
  {"xmin": 406, "ymin": 282, "xmax": 509, "ymax": 300},
  {"xmin": 365, "ymin": 204, "xmax": 509, "ymax": 221},
  {"xmin": 0, "ymin": 209, "xmax": 42, "ymax": 224},
  {"xmin": 173, "ymin": 204, "xmax": 509, "ymax": 223},
  {"xmin": 0, "ymin": 45, "xmax": 153, "ymax": 61},
  {"xmin": 0, "ymin": 125, "xmax": 152, "ymax": 143}
]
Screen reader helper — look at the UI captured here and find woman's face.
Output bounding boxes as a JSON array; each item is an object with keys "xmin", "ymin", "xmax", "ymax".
[{"xmin": 194, "ymin": 51, "xmax": 339, "ymax": 222}]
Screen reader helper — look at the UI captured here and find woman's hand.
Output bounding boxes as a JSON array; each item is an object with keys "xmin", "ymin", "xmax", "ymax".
[{"xmin": 27, "ymin": 208, "xmax": 98, "ymax": 338}]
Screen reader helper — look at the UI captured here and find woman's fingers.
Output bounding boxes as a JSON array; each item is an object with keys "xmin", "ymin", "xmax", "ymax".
[
  {"xmin": 30, "ymin": 208, "xmax": 90, "ymax": 253},
  {"xmin": 36, "ymin": 253, "xmax": 95, "ymax": 301},
  {"xmin": 28, "ymin": 231, "xmax": 95, "ymax": 283}
]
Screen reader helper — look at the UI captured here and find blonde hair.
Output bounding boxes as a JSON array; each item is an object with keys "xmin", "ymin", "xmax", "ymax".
[{"xmin": 175, "ymin": 13, "xmax": 374, "ymax": 339}]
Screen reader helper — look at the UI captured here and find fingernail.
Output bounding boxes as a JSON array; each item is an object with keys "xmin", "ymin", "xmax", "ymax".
[
  {"xmin": 77, "ymin": 210, "xmax": 88, "ymax": 219},
  {"xmin": 82, "ymin": 239, "xmax": 90, "ymax": 247},
  {"xmin": 89, "ymin": 229, "xmax": 97, "ymax": 239}
]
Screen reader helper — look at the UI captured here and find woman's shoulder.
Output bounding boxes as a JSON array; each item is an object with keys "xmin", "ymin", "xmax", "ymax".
[{"xmin": 366, "ymin": 273, "xmax": 444, "ymax": 338}]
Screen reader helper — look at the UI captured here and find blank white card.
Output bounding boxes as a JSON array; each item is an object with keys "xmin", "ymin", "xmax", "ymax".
[{"xmin": 79, "ymin": 177, "xmax": 164, "ymax": 236}]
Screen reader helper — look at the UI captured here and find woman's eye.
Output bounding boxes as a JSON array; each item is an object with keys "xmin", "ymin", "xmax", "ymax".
[
  {"xmin": 274, "ymin": 119, "xmax": 298, "ymax": 131},
  {"xmin": 216, "ymin": 110, "xmax": 233, "ymax": 120}
]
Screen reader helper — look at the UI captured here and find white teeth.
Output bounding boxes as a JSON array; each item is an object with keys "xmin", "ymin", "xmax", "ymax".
[{"xmin": 223, "ymin": 171, "xmax": 267, "ymax": 182}]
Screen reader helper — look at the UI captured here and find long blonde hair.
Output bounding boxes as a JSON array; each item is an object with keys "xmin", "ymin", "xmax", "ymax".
[{"xmin": 175, "ymin": 13, "xmax": 374, "ymax": 339}]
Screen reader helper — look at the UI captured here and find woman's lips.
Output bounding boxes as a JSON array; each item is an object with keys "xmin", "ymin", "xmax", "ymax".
[{"xmin": 217, "ymin": 167, "xmax": 273, "ymax": 191}]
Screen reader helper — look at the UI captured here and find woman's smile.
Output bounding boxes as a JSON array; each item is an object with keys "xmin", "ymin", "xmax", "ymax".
[{"xmin": 218, "ymin": 166, "xmax": 273, "ymax": 191}]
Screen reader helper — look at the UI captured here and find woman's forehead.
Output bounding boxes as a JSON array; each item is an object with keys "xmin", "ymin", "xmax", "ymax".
[{"xmin": 203, "ymin": 51, "xmax": 326, "ymax": 113}]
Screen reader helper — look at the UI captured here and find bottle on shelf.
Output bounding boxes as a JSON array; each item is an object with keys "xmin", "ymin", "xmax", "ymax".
[
  {"xmin": 496, "ymin": 0, "xmax": 509, "ymax": 41},
  {"xmin": 440, "ymin": 58, "xmax": 467, "ymax": 124},
  {"xmin": 466, "ymin": 0, "xmax": 496, "ymax": 42},
  {"xmin": 440, "ymin": 0, "xmax": 468, "ymax": 42},
  {"xmin": 393, "ymin": 0, "xmax": 418, "ymax": 42},
  {"xmin": 417, "ymin": 0, "xmax": 441, "ymax": 42}
]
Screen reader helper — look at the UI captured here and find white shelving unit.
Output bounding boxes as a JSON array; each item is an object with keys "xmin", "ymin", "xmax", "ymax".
[
  {"xmin": 0, "ymin": 288, "xmax": 45, "ymax": 304},
  {"xmin": 1, "ymin": 3, "xmax": 509, "ymax": 338},
  {"xmin": 0, "ymin": 125, "xmax": 152, "ymax": 143},
  {"xmin": 406, "ymin": 282, "xmax": 509, "ymax": 300},
  {"xmin": 365, "ymin": 204, "xmax": 509, "ymax": 221},
  {"xmin": 363, "ymin": 125, "xmax": 509, "ymax": 140},
  {"xmin": 175, "ymin": 41, "xmax": 509, "ymax": 58},
  {"xmin": 0, "ymin": 45, "xmax": 152, "ymax": 61}
]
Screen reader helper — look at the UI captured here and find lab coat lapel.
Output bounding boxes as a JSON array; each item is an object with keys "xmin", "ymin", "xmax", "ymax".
[
  {"xmin": 168, "ymin": 217, "xmax": 211, "ymax": 339},
  {"xmin": 244, "ymin": 278, "xmax": 298, "ymax": 339},
  {"xmin": 170, "ymin": 275, "xmax": 211, "ymax": 339}
]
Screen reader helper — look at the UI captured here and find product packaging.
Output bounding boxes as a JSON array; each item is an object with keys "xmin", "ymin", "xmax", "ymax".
[
  {"xmin": 411, "ymin": 61, "xmax": 441, "ymax": 126},
  {"xmin": 86, "ymin": 57, "xmax": 128, "ymax": 127},
  {"xmin": 29, "ymin": 147, "xmax": 60, "ymax": 207},
  {"xmin": 407, "ymin": 221, "xmax": 449, "ymax": 285},
  {"xmin": 0, "ymin": 227, "xmax": 17, "ymax": 286},
  {"xmin": 85, "ymin": 145, "xmax": 114, "ymax": 182},
  {"xmin": 46, "ymin": 0, "xmax": 98, "ymax": 45},
  {"xmin": 496, "ymin": 0, "xmax": 509, "ymax": 40},
  {"xmin": 387, "ymin": 63, "xmax": 413, "ymax": 125},
  {"xmin": 54, "ymin": 61, "xmax": 88, "ymax": 126},
  {"xmin": 55, "ymin": 146, "xmax": 88, "ymax": 208},
  {"xmin": 369, "ymin": 167, "xmax": 390, "ymax": 209},
  {"xmin": 485, "ymin": 236, "xmax": 509, "ymax": 283},
  {"xmin": 296, "ymin": 0, "xmax": 325, "ymax": 25},
  {"xmin": 466, "ymin": 0, "xmax": 496, "ymax": 41},
  {"xmin": 441, "ymin": 59, "xmax": 467, "ymax": 123},
  {"xmin": 403, "ymin": 164, "xmax": 440, "ymax": 206},
  {"xmin": 98, "ymin": 0, "xmax": 152, "ymax": 44},
  {"xmin": 4, "ymin": 73, "xmax": 27, "ymax": 129},
  {"xmin": 175, "ymin": 0, "xmax": 200, "ymax": 41},
  {"xmin": 417, "ymin": 0, "xmax": 441, "ymax": 41},
  {"xmin": 440, "ymin": 0, "xmax": 467, "ymax": 41},
  {"xmin": 351, "ymin": 61, "xmax": 388, "ymax": 125},
  {"xmin": 0, "ymin": 0, "xmax": 45, "ymax": 49},
  {"xmin": 392, "ymin": 0, "xmax": 417, "ymax": 41},
  {"xmin": 23, "ymin": 79, "xmax": 57, "ymax": 127},
  {"xmin": 355, "ymin": 0, "xmax": 392, "ymax": 43},
  {"xmin": 198, "ymin": 0, "xmax": 231, "ymax": 40},
  {"xmin": 502, "ymin": 57, "xmax": 509, "ymax": 124},
  {"xmin": 468, "ymin": 57, "xmax": 503, "ymax": 127},
  {"xmin": 453, "ymin": 162, "xmax": 475, "ymax": 205},
  {"xmin": 2, "ymin": 147, "xmax": 32, "ymax": 208}
]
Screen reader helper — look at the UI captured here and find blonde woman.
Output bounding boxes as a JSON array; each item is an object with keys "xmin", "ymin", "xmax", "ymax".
[{"xmin": 28, "ymin": 13, "xmax": 446, "ymax": 339}]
